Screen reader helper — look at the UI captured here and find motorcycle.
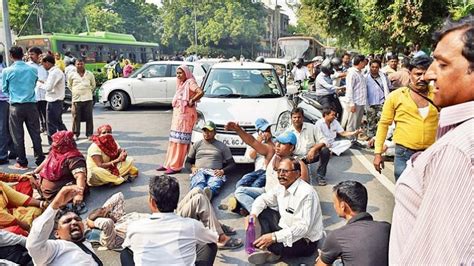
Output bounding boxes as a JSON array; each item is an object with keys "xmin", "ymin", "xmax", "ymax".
[{"xmin": 288, "ymin": 80, "xmax": 324, "ymax": 123}]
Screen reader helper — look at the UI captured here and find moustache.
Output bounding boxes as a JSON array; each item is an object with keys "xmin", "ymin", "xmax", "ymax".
[
  {"xmin": 278, "ymin": 177, "xmax": 287, "ymax": 181},
  {"xmin": 416, "ymin": 81, "xmax": 428, "ymax": 86}
]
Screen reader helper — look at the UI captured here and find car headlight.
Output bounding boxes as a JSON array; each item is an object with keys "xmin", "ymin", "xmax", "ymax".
[
  {"xmin": 274, "ymin": 111, "xmax": 291, "ymax": 135},
  {"xmin": 193, "ymin": 111, "xmax": 206, "ymax": 132}
]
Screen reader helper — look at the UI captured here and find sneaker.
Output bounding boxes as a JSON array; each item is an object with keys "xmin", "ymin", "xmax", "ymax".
[
  {"xmin": 14, "ymin": 163, "xmax": 28, "ymax": 170},
  {"xmin": 318, "ymin": 177, "xmax": 327, "ymax": 186},
  {"xmin": 203, "ymin": 187, "xmax": 212, "ymax": 201}
]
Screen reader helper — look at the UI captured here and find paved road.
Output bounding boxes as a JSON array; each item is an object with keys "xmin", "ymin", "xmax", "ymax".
[{"xmin": 1, "ymin": 104, "xmax": 396, "ymax": 265}]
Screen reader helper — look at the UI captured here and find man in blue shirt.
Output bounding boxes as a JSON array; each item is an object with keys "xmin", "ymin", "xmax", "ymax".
[{"xmin": 2, "ymin": 46, "xmax": 45, "ymax": 169}]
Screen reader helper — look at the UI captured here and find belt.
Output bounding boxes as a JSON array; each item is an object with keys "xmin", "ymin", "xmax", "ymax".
[{"xmin": 396, "ymin": 143, "xmax": 425, "ymax": 152}]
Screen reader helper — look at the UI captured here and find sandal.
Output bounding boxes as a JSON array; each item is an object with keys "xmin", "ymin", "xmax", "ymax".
[
  {"xmin": 221, "ymin": 224, "xmax": 236, "ymax": 236},
  {"xmin": 156, "ymin": 165, "xmax": 167, "ymax": 171},
  {"xmin": 218, "ymin": 237, "xmax": 243, "ymax": 250},
  {"xmin": 164, "ymin": 169, "xmax": 181, "ymax": 175}
]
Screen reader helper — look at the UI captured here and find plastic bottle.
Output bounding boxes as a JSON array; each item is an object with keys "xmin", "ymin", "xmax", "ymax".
[{"xmin": 245, "ymin": 216, "xmax": 256, "ymax": 254}]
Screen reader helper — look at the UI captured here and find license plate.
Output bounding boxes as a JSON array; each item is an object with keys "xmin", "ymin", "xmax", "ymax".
[{"xmin": 216, "ymin": 134, "xmax": 245, "ymax": 146}]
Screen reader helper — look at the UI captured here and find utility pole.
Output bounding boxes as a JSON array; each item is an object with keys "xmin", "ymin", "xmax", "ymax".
[
  {"xmin": 193, "ymin": 0, "xmax": 197, "ymax": 49},
  {"xmin": 1, "ymin": 0, "xmax": 13, "ymax": 66},
  {"xmin": 37, "ymin": 0, "xmax": 44, "ymax": 35}
]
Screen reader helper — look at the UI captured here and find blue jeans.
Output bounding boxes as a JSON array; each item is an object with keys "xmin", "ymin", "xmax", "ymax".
[
  {"xmin": 235, "ymin": 169, "xmax": 266, "ymax": 188},
  {"xmin": 190, "ymin": 169, "xmax": 226, "ymax": 198},
  {"xmin": 234, "ymin": 186, "xmax": 265, "ymax": 212},
  {"xmin": 394, "ymin": 144, "xmax": 418, "ymax": 180}
]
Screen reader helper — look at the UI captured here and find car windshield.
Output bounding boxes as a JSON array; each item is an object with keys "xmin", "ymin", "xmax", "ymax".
[{"xmin": 203, "ymin": 68, "xmax": 283, "ymax": 98}]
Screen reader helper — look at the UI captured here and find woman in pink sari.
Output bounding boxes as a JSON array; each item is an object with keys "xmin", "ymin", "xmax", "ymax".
[{"xmin": 157, "ymin": 65, "xmax": 203, "ymax": 174}]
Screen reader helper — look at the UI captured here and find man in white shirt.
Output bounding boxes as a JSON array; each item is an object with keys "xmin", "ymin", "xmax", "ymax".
[
  {"xmin": 41, "ymin": 55, "xmax": 67, "ymax": 144},
  {"xmin": 26, "ymin": 185, "xmax": 103, "ymax": 266},
  {"xmin": 27, "ymin": 47, "xmax": 48, "ymax": 133},
  {"xmin": 286, "ymin": 108, "xmax": 330, "ymax": 185},
  {"xmin": 315, "ymin": 108, "xmax": 362, "ymax": 156},
  {"xmin": 345, "ymin": 54, "xmax": 367, "ymax": 135},
  {"xmin": 247, "ymin": 157, "xmax": 324, "ymax": 264},
  {"xmin": 291, "ymin": 58, "xmax": 310, "ymax": 83},
  {"xmin": 122, "ymin": 175, "xmax": 219, "ymax": 265}
]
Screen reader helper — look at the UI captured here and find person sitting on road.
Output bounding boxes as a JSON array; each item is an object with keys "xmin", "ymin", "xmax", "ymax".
[
  {"xmin": 286, "ymin": 108, "xmax": 329, "ymax": 186},
  {"xmin": 247, "ymin": 157, "xmax": 324, "ymax": 264},
  {"xmin": 87, "ymin": 124, "xmax": 138, "ymax": 187},
  {"xmin": 27, "ymin": 131, "xmax": 87, "ymax": 212},
  {"xmin": 0, "ymin": 180, "xmax": 44, "ymax": 236},
  {"xmin": 315, "ymin": 108, "xmax": 362, "ymax": 156},
  {"xmin": 121, "ymin": 175, "xmax": 219, "ymax": 265},
  {"xmin": 26, "ymin": 185, "xmax": 103, "ymax": 265},
  {"xmin": 224, "ymin": 118, "xmax": 275, "ymax": 216},
  {"xmin": 186, "ymin": 121, "xmax": 236, "ymax": 200},
  {"xmin": 316, "ymin": 181, "xmax": 390, "ymax": 266},
  {"xmin": 224, "ymin": 127, "xmax": 309, "ymax": 214}
]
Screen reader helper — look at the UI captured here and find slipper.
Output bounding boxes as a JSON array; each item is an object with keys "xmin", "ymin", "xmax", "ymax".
[
  {"xmin": 156, "ymin": 165, "xmax": 167, "ymax": 171},
  {"xmin": 218, "ymin": 237, "xmax": 243, "ymax": 250},
  {"xmin": 164, "ymin": 169, "xmax": 181, "ymax": 175},
  {"xmin": 221, "ymin": 224, "xmax": 237, "ymax": 236}
]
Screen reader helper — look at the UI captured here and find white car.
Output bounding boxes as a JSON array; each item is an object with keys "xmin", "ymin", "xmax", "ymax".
[
  {"xmin": 99, "ymin": 61, "xmax": 206, "ymax": 111},
  {"xmin": 191, "ymin": 62, "xmax": 293, "ymax": 163}
]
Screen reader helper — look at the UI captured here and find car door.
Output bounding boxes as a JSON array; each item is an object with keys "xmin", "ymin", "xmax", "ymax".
[
  {"xmin": 131, "ymin": 64, "xmax": 168, "ymax": 103},
  {"xmin": 166, "ymin": 64, "xmax": 195, "ymax": 102}
]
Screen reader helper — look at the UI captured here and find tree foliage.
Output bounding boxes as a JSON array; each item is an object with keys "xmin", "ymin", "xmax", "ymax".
[
  {"xmin": 160, "ymin": 0, "xmax": 266, "ymax": 56},
  {"xmin": 297, "ymin": 0, "xmax": 465, "ymax": 53}
]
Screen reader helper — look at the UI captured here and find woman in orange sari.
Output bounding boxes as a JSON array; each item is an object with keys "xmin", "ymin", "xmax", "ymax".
[{"xmin": 157, "ymin": 65, "xmax": 203, "ymax": 174}]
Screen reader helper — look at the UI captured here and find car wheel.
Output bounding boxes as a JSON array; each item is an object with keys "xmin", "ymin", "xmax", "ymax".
[{"xmin": 109, "ymin": 91, "xmax": 130, "ymax": 111}]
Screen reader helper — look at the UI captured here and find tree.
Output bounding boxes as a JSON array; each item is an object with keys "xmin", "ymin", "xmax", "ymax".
[{"xmin": 84, "ymin": 3, "xmax": 124, "ymax": 33}]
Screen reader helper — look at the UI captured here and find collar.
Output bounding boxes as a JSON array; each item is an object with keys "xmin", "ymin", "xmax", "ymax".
[
  {"xmin": 12, "ymin": 60, "xmax": 25, "ymax": 66},
  {"xmin": 284, "ymin": 178, "xmax": 301, "ymax": 195},
  {"xmin": 49, "ymin": 66, "xmax": 58, "ymax": 72},
  {"xmin": 347, "ymin": 212, "xmax": 373, "ymax": 224},
  {"xmin": 150, "ymin": 212, "xmax": 177, "ymax": 219},
  {"xmin": 439, "ymin": 101, "xmax": 474, "ymax": 128}
]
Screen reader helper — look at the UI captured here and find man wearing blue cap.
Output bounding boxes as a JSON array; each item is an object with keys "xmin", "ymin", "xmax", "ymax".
[
  {"xmin": 224, "ymin": 118, "xmax": 275, "ymax": 216},
  {"xmin": 226, "ymin": 122, "xmax": 308, "ymax": 214},
  {"xmin": 186, "ymin": 121, "xmax": 235, "ymax": 200}
]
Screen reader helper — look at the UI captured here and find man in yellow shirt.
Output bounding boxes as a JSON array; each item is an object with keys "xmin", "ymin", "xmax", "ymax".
[{"xmin": 373, "ymin": 55, "xmax": 439, "ymax": 180}]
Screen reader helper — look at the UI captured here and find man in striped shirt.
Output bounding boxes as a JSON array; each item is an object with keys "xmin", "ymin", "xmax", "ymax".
[
  {"xmin": 389, "ymin": 15, "xmax": 474, "ymax": 265},
  {"xmin": 345, "ymin": 54, "xmax": 367, "ymax": 135}
]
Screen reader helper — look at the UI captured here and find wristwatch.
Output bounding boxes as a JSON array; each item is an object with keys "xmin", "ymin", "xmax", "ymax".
[{"xmin": 271, "ymin": 233, "xmax": 277, "ymax": 243}]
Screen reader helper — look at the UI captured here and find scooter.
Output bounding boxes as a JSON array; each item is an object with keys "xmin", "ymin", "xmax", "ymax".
[{"xmin": 288, "ymin": 80, "xmax": 324, "ymax": 123}]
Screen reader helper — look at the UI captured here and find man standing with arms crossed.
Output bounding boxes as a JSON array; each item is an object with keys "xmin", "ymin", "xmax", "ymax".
[{"xmin": 389, "ymin": 16, "xmax": 474, "ymax": 264}]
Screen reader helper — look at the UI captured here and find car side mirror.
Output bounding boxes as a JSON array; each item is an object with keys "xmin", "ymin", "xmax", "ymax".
[{"xmin": 137, "ymin": 73, "xmax": 144, "ymax": 79}]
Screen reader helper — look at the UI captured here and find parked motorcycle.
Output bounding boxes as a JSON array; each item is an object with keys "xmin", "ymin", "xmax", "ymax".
[{"xmin": 287, "ymin": 80, "xmax": 324, "ymax": 123}]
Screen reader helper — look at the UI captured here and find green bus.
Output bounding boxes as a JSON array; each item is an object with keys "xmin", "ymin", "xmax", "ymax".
[{"xmin": 15, "ymin": 31, "xmax": 159, "ymax": 71}]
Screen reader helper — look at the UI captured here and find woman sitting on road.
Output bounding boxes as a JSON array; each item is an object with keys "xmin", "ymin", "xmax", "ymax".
[
  {"xmin": 0, "ymin": 173, "xmax": 48, "ymax": 236},
  {"xmin": 157, "ymin": 65, "xmax": 204, "ymax": 174},
  {"xmin": 28, "ymin": 131, "xmax": 87, "ymax": 210},
  {"xmin": 87, "ymin": 124, "xmax": 138, "ymax": 187}
]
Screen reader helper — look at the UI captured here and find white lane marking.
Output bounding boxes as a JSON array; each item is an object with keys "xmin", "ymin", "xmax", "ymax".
[
  {"xmin": 76, "ymin": 139, "xmax": 90, "ymax": 144},
  {"xmin": 349, "ymin": 149, "xmax": 395, "ymax": 194}
]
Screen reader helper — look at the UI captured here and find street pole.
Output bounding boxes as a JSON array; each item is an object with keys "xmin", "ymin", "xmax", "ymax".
[
  {"xmin": 193, "ymin": 0, "xmax": 197, "ymax": 49},
  {"xmin": 37, "ymin": 0, "xmax": 44, "ymax": 35},
  {"xmin": 1, "ymin": 0, "xmax": 13, "ymax": 66}
]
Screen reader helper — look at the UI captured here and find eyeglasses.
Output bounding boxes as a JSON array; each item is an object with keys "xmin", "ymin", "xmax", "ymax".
[
  {"xmin": 100, "ymin": 131, "xmax": 111, "ymax": 134},
  {"xmin": 276, "ymin": 168, "xmax": 297, "ymax": 174}
]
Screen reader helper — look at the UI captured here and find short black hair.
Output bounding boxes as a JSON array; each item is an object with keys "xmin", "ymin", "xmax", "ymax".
[
  {"xmin": 408, "ymin": 55, "xmax": 433, "ymax": 71},
  {"xmin": 353, "ymin": 54, "xmax": 365, "ymax": 66},
  {"xmin": 54, "ymin": 208, "xmax": 80, "ymax": 230},
  {"xmin": 149, "ymin": 175, "xmax": 179, "ymax": 213},
  {"xmin": 433, "ymin": 15, "xmax": 474, "ymax": 71},
  {"xmin": 75, "ymin": 58, "xmax": 84, "ymax": 63},
  {"xmin": 42, "ymin": 54, "xmax": 55, "ymax": 65},
  {"xmin": 28, "ymin": 46, "xmax": 42, "ymax": 55},
  {"xmin": 401, "ymin": 57, "xmax": 410, "ymax": 68},
  {"xmin": 333, "ymin": 181, "xmax": 368, "ymax": 213},
  {"xmin": 342, "ymin": 53, "xmax": 351, "ymax": 59},
  {"xmin": 369, "ymin": 59, "xmax": 382, "ymax": 67},
  {"xmin": 322, "ymin": 107, "xmax": 337, "ymax": 117},
  {"xmin": 386, "ymin": 53, "xmax": 398, "ymax": 61},
  {"xmin": 280, "ymin": 157, "xmax": 301, "ymax": 172},
  {"xmin": 291, "ymin": 107, "xmax": 304, "ymax": 116},
  {"xmin": 9, "ymin": 46, "xmax": 24, "ymax": 60}
]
